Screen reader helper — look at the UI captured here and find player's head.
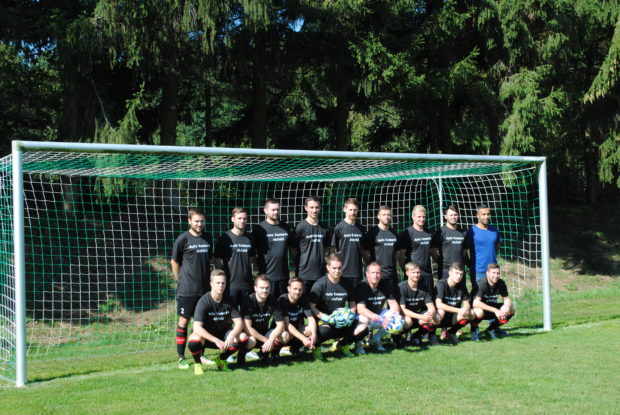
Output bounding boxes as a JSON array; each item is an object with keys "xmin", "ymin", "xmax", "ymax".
[
  {"xmin": 365, "ymin": 262, "xmax": 382, "ymax": 286},
  {"xmin": 210, "ymin": 270, "xmax": 226, "ymax": 295},
  {"xmin": 444, "ymin": 205, "xmax": 459, "ymax": 226},
  {"xmin": 325, "ymin": 253, "xmax": 343, "ymax": 280},
  {"xmin": 287, "ymin": 277, "xmax": 304, "ymax": 301},
  {"xmin": 343, "ymin": 197, "xmax": 359, "ymax": 221},
  {"xmin": 187, "ymin": 207, "xmax": 205, "ymax": 234},
  {"xmin": 411, "ymin": 205, "xmax": 426, "ymax": 227},
  {"xmin": 377, "ymin": 205, "xmax": 392, "ymax": 226},
  {"xmin": 486, "ymin": 263, "xmax": 501, "ymax": 284},
  {"xmin": 476, "ymin": 204, "xmax": 491, "ymax": 225},
  {"xmin": 254, "ymin": 274, "xmax": 270, "ymax": 301},
  {"xmin": 405, "ymin": 262, "xmax": 421, "ymax": 282},
  {"xmin": 448, "ymin": 262, "xmax": 465, "ymax": 284},
  {"xmin": 304, "ymin": 196, "xmax": 321, "ymax": 219},
  {"xmin": 231, "ymin": 207, "xmax": 248, "ymax": 231},
  {"xmin": 263, "ymin": 199, "xmax": 280, "ymax": 222}
]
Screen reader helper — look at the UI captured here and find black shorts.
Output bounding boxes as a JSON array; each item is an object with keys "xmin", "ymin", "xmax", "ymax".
[
  {"xmin": 203, "ymin": 329, "xmax": 233, "ymax": 349},
  {"xmin": 177, "ymin": 296, "xmax": 201, "ymax": 318},
  {"xmin": 439, "ymin": 312, "xmax": 456, "ymax": 328},
  {"xmin": 481, "ymin": 304, "xmax": 503, "ymax": 320}
]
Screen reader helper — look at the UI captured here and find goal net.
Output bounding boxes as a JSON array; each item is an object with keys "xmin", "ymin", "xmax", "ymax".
[{"xmin": 0, "ymin": 142, "xmax": 549, "ymax": 385}]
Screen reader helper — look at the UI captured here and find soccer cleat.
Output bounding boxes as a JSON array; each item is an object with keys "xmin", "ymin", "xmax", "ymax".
[
  {"xmin": 428, "ymin": 334, "xmax": 439, "ymax": 345},
  {"xmin": 410, "ymin": 335, "xmax": 422, "ymax": 346},
  {"xmin": 485, "ymin": 328, "xmax": 498, "ymax": 340},
  {"xmin": 336, "ymin": 343, "xmax": 354, "ymax": 357},
  {"xmin": 372, "ymin": 342, "xmax": 387, "ymax": 353},
  {"xmin": 246, "ymin": 351, "xmax": 260, "ymax": 361},
  {"xmin": 494, "ymin": 328, "xmax": 509, "ymax": 338},
  {"xmin": 354, "ymin": 341, "xmax": 366, "ymax": 355},
  {"xmin": 214, "ymin": 356, "xmax": 231, "ymax": 372},
  {"xmin": 471, "ymin": 328, "xmax": 480, "ymax": 342},
  {"xmin": 440, "ymin": 329, "xmax": 448, "ymax": 341},
  {"xmin": 446, "ymin": 333, "xmax": 459, "ymax": 345},
  {"xmin": 193, "ymin": 363, "xmax": 204, "ymax": 375},
  {"xmin": 200, "ymin": 356, "xmax": 216, "ymax": 366},
  {"xmin": 279, "ymin": 346, "xmax": 292, "ymax": 356},
  {"xmin": 177, "ymin": 357, "xmax": 190, "ymax": 370},
  {"xmin": 329, "ymin": 341, "xmax": 340, "ymax": 353},
  {"xmin": 226, "ymin": 355, "xmax": 235, "ymax": 363},
  {"xmin": 312, "ymin": 348, "xmax": 325, "ymax": 361}
]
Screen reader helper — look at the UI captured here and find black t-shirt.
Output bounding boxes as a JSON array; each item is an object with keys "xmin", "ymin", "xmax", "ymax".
[
  {"xmin": 331, "ymin": 220, "xmax": 366, "ymax": 280},
  {"xmin": 295, "ymin": 220, "xmax": 331, "ymax": 281},
  {"xmin": 397, "ymin": 280, "xmax": 433, "ymax": 314},
  {"xmin": 364, "ymin": 226, "xmax": 399, "ymax": 279},
  {"xmin": 355, "ymin": 281, "xmax": 394, "ymax": 314},
  {"xmin": 398, "ymin": 226, "xmax": 433, "ymax": 275},
  {"xmin": 253, "ymin": 221, "xmax": 295, "ymax": 281},
  {"xmin": 277, "ymin": 294, "xmax": 313, "ymax": 328},
  {"xmin": 214, "ymin": 231, "xmax": 255, "ymax": 290},
  {"xmin": 435, "ymin": 279, "xmax": 469, "ymax": 309},
  {"xmin": 476, "ymin": 278, "xmax": 509, "ymax": 307},
  {"xmin": 431, "ymin": 225, "xmax": 466, "ymax": 272},
  {"xmin": 194, "ymin": 292, "xmax": 241, "ymax": 337},
  {"xmin": 171, "ymin": 231, "xmax": 213, "ymax": 297},
  {"xmin": 308, "ymin": 275, "xmax": 355, "ymax": 314},
  {"xmin": 241, "ymin": 293, "xmax": 284, "ymax": 334}
]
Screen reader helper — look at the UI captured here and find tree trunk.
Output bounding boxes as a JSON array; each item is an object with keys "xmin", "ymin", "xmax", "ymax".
[
  {"xmin": 335, "ymin": 76, "xmax": 350, "ymax": 151},
  {"xmin": 160, "ymin": 70, "xmax": 179, "ymax": 147}
]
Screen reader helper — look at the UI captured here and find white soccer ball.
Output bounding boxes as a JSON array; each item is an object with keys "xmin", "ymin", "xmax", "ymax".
[{"xmin": 380, "ymin": 309, "xmax": 405, "ymax": 334}]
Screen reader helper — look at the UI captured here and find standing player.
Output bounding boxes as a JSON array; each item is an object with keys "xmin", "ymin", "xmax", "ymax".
[
  {"xmin": 309, "ymin": 254, "xmax": 359, "ymax": 358},
  {"xmin": 431, "ymin": 205, "xmax": 467, "ymax": 280},
  {"xmin": 466, "ymin": 203, "xmax": 502, "ymax": 285},
  {"xmin": 354, "ymin": 262, "xmax": 400, "ymax": 353},
  {"xmin": 253, "ymin": 199, "xmax": 295, "ymax": 299},
  {"xmin": 396, "ymin": 262, "xmax": 439, "ymax": 347},
  {"xmin": 398, "ymin": 205, "xmax": 435, "ymax": 292},
  {"xmin": 170, "ymin": 207, "xmax": 212, "ymax": 369},
  {"xmin": 214, "ymin": 207, "xmax": 256, "ymax": 308},
  {"xmin": 277, "ymin": 277, "xmax": 319, "ymax": 359},
  {"xmin": 295, "ymin": 196, "xmax": 331, "ymax": 294},
  {"xmin": 187, "ymin": 270, "xmax": 247, "ymax": 375},
  {"xmin": 471, "ymin": 263, "xmax": 515, "ymax": 340},
  {"xmin": 364, "ymin": 205, "xmax": 400, "ymax": 293},
  {"xmin": 241, "ymin": 275, "xmax": 287, "ymax": 363},
  {"xmin": 331, "ymin": 197, "xmax": 366, "ymax": 288},
  {"xmin": 435, "ymin": 262, "xmax": 475, "ymax": 344}
]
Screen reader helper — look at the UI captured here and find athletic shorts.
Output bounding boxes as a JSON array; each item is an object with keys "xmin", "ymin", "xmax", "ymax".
[
  {"xmin": 480, "ymin": 304, "xmax": 504, "ymax": 320},
  {"xmin": 203, "ymin": 329, "xmax": 233, "ymax": 349},
  {"xmin": 177, "ymin": 296, "xmax": 201, "ymax": 318},
  {"xmin": 439, "ymin": 312, "xmax": 457, "ymax": 328}
]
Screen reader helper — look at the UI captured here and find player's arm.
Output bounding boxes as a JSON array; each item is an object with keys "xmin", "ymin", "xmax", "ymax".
[
  {"xmin": 223, "ymin": 316, "xmax": 244, "ymax": 350},
  {"xmin": 387, "ymin": 298, "xmax": 400, "ymax": 314},
  {"xmin": 262, "ymin": 320, "xmax": 286, "ymax": 352},
  {"xmin": 244, "ymin": 318, "xmax": 268, "ymax": 344},
  {"xmin": 171, "ymin": 260, "xmax": 181, "ymax": 280},
  {"xmin": 306, "ymin": 315, "xmax": 318, "ymax": 349},
  {"xmin": 435, "ymin": 298, "xmax": 460, "ymax": 314},
  {"xmin": 356, "ymin": 302, "xmax": 378, "ymax": 321},
  {"xmin": 310, "ymin": 303, "xmax": 330, "ymax": 323},
  {"xmin": 397, "ymin": 249, "xmax": 406, "ymax": 273},
  {"xmin": 192, "ymin": 320, "xmax": 224, "ymax": 349},
  {"xmin": 284, "ymin": 316, "xmax": 310, "ymax": 345}
]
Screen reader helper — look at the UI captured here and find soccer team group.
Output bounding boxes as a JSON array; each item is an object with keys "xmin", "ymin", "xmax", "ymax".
[{"xmin": 171, "ymin": 197, "xmax": 515, "ymax": 375}]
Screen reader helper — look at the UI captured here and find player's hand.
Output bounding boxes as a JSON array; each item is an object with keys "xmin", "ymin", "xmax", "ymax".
[
  {"xmin": 215, "ymin": 339, "xmax": 226, "ymax": 351},
  {"xmin": 262, "ymin": 339, "xmax": 274, "ymax": 353},
  {"xmin": 223, "ymin": 337, "xmax": 235, "ymax": 351},
  {"xmin": 302, "ymin": 336, "xmax": 313, "ymax": 349},
  {"xmin": 373, "ymin": 314, "xmax": 388, "ymax": 328}
]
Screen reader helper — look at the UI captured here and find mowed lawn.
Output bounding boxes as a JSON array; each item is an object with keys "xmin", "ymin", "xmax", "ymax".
[{"xmin": 1, "ymin": 318, "xmax": 619, "ymax": 415}]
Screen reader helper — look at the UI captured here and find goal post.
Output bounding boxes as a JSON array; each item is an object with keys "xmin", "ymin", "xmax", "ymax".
[{"xmin": 1, "ymin": 140, "xmax": 551, "ymax": 386}]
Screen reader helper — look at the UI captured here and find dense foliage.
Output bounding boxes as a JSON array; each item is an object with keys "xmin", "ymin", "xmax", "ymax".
[{"xmin": 1, "ymin": 0, "xmax": 618, "ymax": 201}]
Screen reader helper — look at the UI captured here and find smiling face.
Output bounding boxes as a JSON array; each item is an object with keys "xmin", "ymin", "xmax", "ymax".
[
  {"xmin": 343, "ymin": 202, "xmax": 358, "ymax": 222},
  {"xmin": 406, "ymin": 264, "xmax": 421, "ymax": 284},
  {"xmin": 445, "ymin": 208, "xmax": 459, "ymax": 227},
  {"xmin": 305, "ymin": 200, "xmax": 321, "ymax": 221},
  {"xmin": 255, "ymin": 278, "xmax": 270, "ymax": 302},
  {"xmin": 486, "ymin": 266, "xmax": 501, "ymax": 285},
  {"xmin": 288, "ymin": 280, "xmax": 304, "ymax": 302},
  {"xmin": 412, "ymin": 207, "xmax": 426, "ymax": 229},
  {"xmin": 231, "ymin": 211, "xmax": 247, "ymax": 231},
  {"xmin": 365, "ymin": 263, "xmax": 382, "ymax": 287},
  {"xmin": 477, "ymin": 208, "xmax": 491, "ymax": 226},
  {"xmin": 377, "ymin": 208, "xmax": 392, "ymax": 227},
  {"xmin": 188, "ymin": 213, "xmax": 205, "ymax": 236},
  {"xmin": 264, "ymin": 202, "xmax": 280, "ymax": 223}
]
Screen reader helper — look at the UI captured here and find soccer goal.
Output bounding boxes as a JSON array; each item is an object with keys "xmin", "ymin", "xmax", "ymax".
[{"xmin": 0, "ymin": 141, "xmax": 550, "ymax": 386}]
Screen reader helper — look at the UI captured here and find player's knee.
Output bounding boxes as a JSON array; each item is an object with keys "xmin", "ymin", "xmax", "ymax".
[
  {"xmin": 473, "ymin": 308, "xmax": 484, "ymax": 319},
  {"xmin": 187, "ymin": 339, "xmax": 203, "ymax": 354},
  {"xmin": 280, "ymin": 332, "xmax": 291, "ymax": 344},
  {"xmin": 404, "ymin": 317, "xmax": 414, "ymax": 329}
]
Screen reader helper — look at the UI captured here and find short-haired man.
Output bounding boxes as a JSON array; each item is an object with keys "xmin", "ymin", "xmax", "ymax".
[
  {"xmin": 309, "ymin": 253, "xmax": 360, "ymax": 358},
  {"xmin": 396, "ymin": 262, "xmax": 440, "ymax": 347},
  {"xmin": 354, "ymin": 262, "xmax": 400, "ymax": 353},
  {"xmin": 171, "ymin": 207, "xmax": 213, "ymax": 369},
  {"xmin": 187, "ymin": 270, "xmax": 247, "ymax": 375},
  {"xmin": 471, "ymin": 263, "xmax": 516, "ymax": 341},
  {"xmin": 241, "ymin": 275, "xmax": 287, "ymax": 364},
  {"xmin": 331, "ymin": 197, "xmax": 366, "ymax": 288},
  {"xmin": 295, "ymin": 196, "xmax": 331, "ymax": 294},
  {"xmin": 364, "ymin": 205, "xmax": 400, "ymax": 293},
  {"xmin": 253, "ymin": 199, "xmax": 295, "ymax": 299},
  {"xmin": 398, "ymin": 205, "xmax": 435, "ymax": 292},
  {"xmin": 214, "ymin": 207, "xmax": 256, "ymax": 308},
  {"xmin": 435, "ymin": 262, "xmax": 475, "ymax": 345},
  {"xmin": 466, "ymin": 204, "xmax": 502, "ymax": 285},
  {"xmin": 277, "ymin": 277, "xmax": 319, "ymax": 359},
  {"xmin": 431, "ymin": 205, "xmax": 467, "ymax": 280}
]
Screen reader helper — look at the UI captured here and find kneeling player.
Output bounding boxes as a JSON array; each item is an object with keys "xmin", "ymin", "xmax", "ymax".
[
  {"xmin": 397, "ymin": 262, "xmax": 440, "ymax": 347},
  {"xmin": 435, "ymin": 262, "xmax": 475, "ymax": 345},
  {"xmin": 309, "ymin": 253, "xmax": 360, "ymax": 358},
  {"xmin": 354, "ymin": 262, "xmax": 400, "ymax": 353},
  {"xmin": 471, "ymin": 263, "xmax": 516, "ymax": 340},
  {"xmin": 187, "ymin": 270, "xmax": 248, "ymax": 375},
  {"xmin": 277, "ymin": 277, "xmax": 319, "ymax": 359},
  {"xmin": 241, "ymin": 275, "xmax": 287, "ymax": 364}
]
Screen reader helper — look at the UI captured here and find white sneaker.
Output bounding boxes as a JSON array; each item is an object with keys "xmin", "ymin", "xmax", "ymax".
[
  {"xmin": 200, "ymin": 356, "xmax": 216, "ymax": 365},
  {"xmin": 246, "ymin": 351, "xmax": 260, "ymax": 361},
  {"xmin": 279, "ymin": 346, "xmax": 292, "ymax": 356},
  {"xmin": 226, "ymin": 355, "xmax": 235, "ymax": 363}
]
